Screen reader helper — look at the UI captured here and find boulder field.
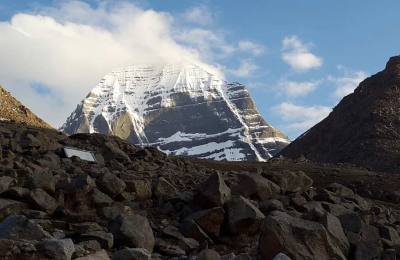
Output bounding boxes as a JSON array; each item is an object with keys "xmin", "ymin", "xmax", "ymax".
[{"xmin": 0, "ymin": 121, "xmax": 399, "ymax": 260}]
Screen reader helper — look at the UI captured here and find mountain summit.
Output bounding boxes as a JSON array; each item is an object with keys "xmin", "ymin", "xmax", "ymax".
[
  {"xmin": 61, "ymin": 63, "xmax": 289, "ymax": 161},
  {"xmin": 0, "ymin": 85, "xmax": 50, "ymax": 129},
  {"xmin": 280, "ymin": 56, "xmax": 400, "ymax": 173}
]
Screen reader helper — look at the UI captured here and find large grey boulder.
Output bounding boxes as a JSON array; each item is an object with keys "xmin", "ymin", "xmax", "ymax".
[
  {"xmin": 226, "ymin": 196, "xmax": 265, "ymax": 235},
  {"xmin": 0, "ymin": 214, "xmax": 51, "ymax": 241},
  {"xmin": 194, "ymin": 172, "xmax": 231, "ymax": 208},
  {"xmin": 109, "ymin": 214, "xmax": 155, "ymax": 252},
  {"xmin": 97, "ymin": 172, "xmax": 126, "ymax": 198},
  {"xmin": 231, "ymin": 173, "xmax": 280, "ymax": 201},
  {"xmin": 29, "ymin": 188, "xmax": 58, "ymax": 214},
  {"xmin": 37, "ymin": 238, "xmax": 75, "ymax": 260},
  {"xmin": 259, "ymin": 211, "xmax": 346, "ymax": 260},
  {"xmin": 264, "ymin": 171, "xmax": 313, "ymax": 194}
]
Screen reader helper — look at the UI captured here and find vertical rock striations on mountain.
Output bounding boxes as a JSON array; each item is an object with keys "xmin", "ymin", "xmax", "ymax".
[
  {"xmin": 0, "ymin": 85, "xmax": 51, "ymax": 129},
  {"xmin": 61, "ymin": 63, "xmax": 289, "ymax": 161},
  {"xmin": 280, "ymin": 56, "xmax": 400, "ymax": 173}
]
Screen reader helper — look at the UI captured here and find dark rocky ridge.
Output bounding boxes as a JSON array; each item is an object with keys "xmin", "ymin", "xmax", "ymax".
[
  {"xmin": 1, "ymin": 121, "xmax": 400, "ymax": 259},
  {"xmin": 279, "ymin": 56, "xmax": 400, "ymax": 173}
]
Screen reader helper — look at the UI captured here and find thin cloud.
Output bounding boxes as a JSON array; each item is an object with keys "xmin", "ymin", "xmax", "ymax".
[
  {"xmin": 328, "ymin": 70, "xmax": 368, "ymax": 99},
  {"xmin": 183, "ymin": 5, "xmax": 214, "ymax": 26},
  {"xmin": 238, "ymin": 40, "xmax": 265, "ymax": 56},
  {"xmin": 229, "ymin": 60, "xmax": 259, "ymax": 77},
  {"xmin": 281, "ymin": 35, "xmax": 322, "ymax": 71},
  {"xmin": 273, "ymin": 102, "xmax": 331, "ymax": 135},
  {"xmin": 279, "ymin": 80, "xmax": 320, "ymax": 97}
]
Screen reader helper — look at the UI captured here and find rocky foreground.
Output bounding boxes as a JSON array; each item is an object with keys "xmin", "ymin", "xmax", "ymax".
[{"xmin": 0, "ymin": 121, "xmax": 399, "ymax": 260}]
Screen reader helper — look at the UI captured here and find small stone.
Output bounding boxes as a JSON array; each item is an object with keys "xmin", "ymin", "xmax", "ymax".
[
  {"xmin": 75, "ymin": 249, "xmax": 110, "ymax": 260},
  {"xmin": 273, "ymin": 253, "xmax": 292, "ymax": 260},
  {"xmin": 197, "ymin": 249, "xmax": 220, "ymax": 260},
  {"xmin": 79, "ymin": 231, "xmax": 114, "ymax": 249}
]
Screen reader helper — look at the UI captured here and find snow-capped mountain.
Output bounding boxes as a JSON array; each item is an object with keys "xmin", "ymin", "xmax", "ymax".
[{"xmin": 61, "ymin": 63, "xmax": 289, "ymax": 161}]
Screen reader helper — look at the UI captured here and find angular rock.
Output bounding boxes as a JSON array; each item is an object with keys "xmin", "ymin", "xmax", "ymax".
[
  {"xmin": 154, "ymin": 177, "xmax": 177, "ymax": 199},
  {"xmin": 0, "ymin": 198, "xmax": 28, "ymax": 221},
  {"xmin": 321, "ymin": 213, "xmax": 350, "ymax": 255},
  {"xmin": 97, "ymin": 173, "xmax": 126, "ymax": 198},
  {"xmin": 326, "ymin": 183, "xmax": 355, "ymax": 198},
  {"xmin": 195, "ymin": 172, "xmax": 231, "ymax": 208},
  {"xmin": 0, "ymin": 176, "xmax": 14, "ymax": 194},
  {"xmin": 0, "ymin": 214, "xmax": 51, "ymax": 240},
  {"xmin": 259, "ymin": 211, "xmax": 346, "ymax": 260},
  {"xmin": 226, "ymin": 196, "xmax": 265, "ymax": 235},
  {"xmin": 351, "ymin": 224, "xmax": 382, "ymax": 260},
  {"xmin": 91, "ymin": 188, "xmax": 114, "ymax": 207},
  {"xmin": 113, "ymin": 248, "xmax": 151, "ymax": 260},
  {"xmin": 231, "ymin": 173, "xmax": 280, "ymax": 201},
  {"xmin": 180, "ymin": 219, "xmax": 213, "ymax": 244},
  {"xmin": 29, "ymin": 188, "xmax": 58, "ymax": 214},
  {"xmin": 264, "ymin": 171, "xmax": 313, "ymax": 194},
  {"xmin": 27, "ymin": 171, "xmax": 55, "ymax": 193},
  {"xmin": 184, "ymin": 207, "xmax": 224, "ymax": 237},
  {"xmin": 377, "ymin": 224, "xmax": 400, "ymax": 247},
  {"xmin": 338, "ymin": 212, "xmax": 363, "ymax": 234},
  {"xmin": 109, "ymin": 214, "xmax": 155, "ymax": 252},
  {"xmin": 259, "ymin": 199, "xmax": 284, "ymax": 215},
  {"xmin": 79, "ymin": 231, "xmax": 114, "ymax": 249},
  {"xmin": 60, "ymin": 175, "xmax": 96, "ymax": 195},
  {"xmin": 38, "ymin": 238, "xmax": 75, "ymax": 260}
]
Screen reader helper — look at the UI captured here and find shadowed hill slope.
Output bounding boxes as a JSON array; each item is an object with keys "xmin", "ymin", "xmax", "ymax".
[
  {"xmin": 0, "ymin": 85, "xmax": 51, "ymax": 129},
  {"xmin": 279, "ymin": 56, "xmax": 400, "ymax": 173}
]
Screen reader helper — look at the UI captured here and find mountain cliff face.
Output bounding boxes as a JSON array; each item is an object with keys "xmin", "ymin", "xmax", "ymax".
[
  {"xmin": 0, "ymin": 85, "xmax": 51, "ymax": 129},
  {"xmin": 280, "ymin": 56, "xmax": 400, "ymax": 173},
  {"xmin": 61, "ymin": 63, "xmax": 289, "ymax": 161}
]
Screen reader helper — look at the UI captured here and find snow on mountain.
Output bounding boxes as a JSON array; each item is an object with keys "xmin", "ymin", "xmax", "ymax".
[{"xmin": 61, "ymin": 62, "xmax": 289, "ymax": 161}]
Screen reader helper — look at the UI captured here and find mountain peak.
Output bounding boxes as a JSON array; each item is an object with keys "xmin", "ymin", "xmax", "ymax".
[
  {"xmin": 385, "ymin": 55, "xmax": 400, "ymax": 76},
  {"xmin": 62, "ymin": 63, "xmax": 289, "ymax": 161}
]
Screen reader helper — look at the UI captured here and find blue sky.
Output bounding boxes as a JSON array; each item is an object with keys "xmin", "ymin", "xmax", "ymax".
[{"xmin": 0, "ymin": 1, "xmax": 399, "ymax": 139}]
